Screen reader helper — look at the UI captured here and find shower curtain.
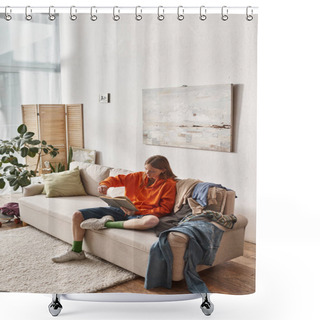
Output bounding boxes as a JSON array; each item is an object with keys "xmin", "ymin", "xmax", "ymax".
[{"xmin": 0, "ymin": 4, "xmax": 257, "ymax": 307}]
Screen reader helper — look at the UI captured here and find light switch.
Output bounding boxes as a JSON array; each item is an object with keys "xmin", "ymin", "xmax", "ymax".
[{"xmin": 99, "ymin": 93, "xmax": 111, "ymax": 103}]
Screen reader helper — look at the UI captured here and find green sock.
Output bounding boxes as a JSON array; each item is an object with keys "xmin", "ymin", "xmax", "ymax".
[
  {"xmin": 105, "ymin": 221, "xmax": 124, "ymax": 229},
  {"xmin": 72, "ymin": 241, "xmax": 83, "ymax": 253}
]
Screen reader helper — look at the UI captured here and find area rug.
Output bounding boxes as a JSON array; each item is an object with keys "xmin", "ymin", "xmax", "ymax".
[{"xmin": 0, "ymin": 226, "xmax": 137, "ymax": 293}]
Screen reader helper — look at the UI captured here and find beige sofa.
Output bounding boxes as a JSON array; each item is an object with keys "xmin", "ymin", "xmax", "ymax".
[{"xmin": 19, "ymin": 161, "xmax": 248, "ymax": 282}]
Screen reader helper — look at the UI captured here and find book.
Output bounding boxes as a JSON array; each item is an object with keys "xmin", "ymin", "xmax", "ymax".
[{"xmin": 99, "ymin": 195, "xmax": 138, "ymax": 212}]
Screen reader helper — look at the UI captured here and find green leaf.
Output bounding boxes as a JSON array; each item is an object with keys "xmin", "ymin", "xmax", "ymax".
[
  {"xmin": 23, "ymin": 132, "xmax": 35, "ymax": 139},
  {"xmin": 43, "ymin": 148, "xmax": 49, "ymax": 154},
  {"xmin": 21, "ymin": 147, "xmax": 29, "ymax": 157},
  {"xmin": 0, "ymin": 179, "xmax": 5, "ymax": 189},
  {"xmin": 28, "ymin": 139, "xmax": 41, "ymax": 145},
  {"xmin": 1, "ymin": 156, "xmax": 9, "ymax": 163},
  {"xmin": 49, "ymin": 163, "xmax": 55, "ymax": 172},
  {"xmin": 9, "ymin": 178, "xmax": 17, "ymax": 186},
  {"xmin": 17, "ymin": 124, "xmax": 27, "ymax": 135},
  {"xmin": 29, "ymin": 147, "xmax": 39, "ymax": 154},
  {"xmin": 27, "ymin": 150, "xmax": 37, "ymax": 158},
  {"xmin": 30, "ymin": 170, "xmax": 37, "ymax": 177},
  {"xmin": 13, "ymin": 184, "xmax": 20, "ymax": 191},
  {"xmin": 42, "ymin": 140, "xmax": 47, "ymax": 145},
  {"xmin": 21, "ymin": 170, "xmax": 29, "ymax": 177},
  {"xmin": 19, "ymin": 177, "xmax": 31, "ymax": 187},
  {"xmin": 8, "ymin": 157, "xmax": 19, "ymax": 165}
]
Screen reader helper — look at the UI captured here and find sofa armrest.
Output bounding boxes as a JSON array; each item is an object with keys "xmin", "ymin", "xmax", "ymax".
[
  {"xmin": 168, "ymin": 214, "xmax": 248, "ymax": 281},
  {"xmin": 23, "ymin": 184, "xmax": 44, "ymax": 197}
]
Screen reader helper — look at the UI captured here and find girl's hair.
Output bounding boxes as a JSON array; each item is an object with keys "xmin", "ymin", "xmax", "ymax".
[{"xmin": 144, "ymin": 155, "xmax": 177, "ymax": 180}]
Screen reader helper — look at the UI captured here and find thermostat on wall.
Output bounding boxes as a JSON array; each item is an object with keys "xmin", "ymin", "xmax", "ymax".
[{"xmin": 99, "ymin": 93, "xmax": 111, "ymax": 103}]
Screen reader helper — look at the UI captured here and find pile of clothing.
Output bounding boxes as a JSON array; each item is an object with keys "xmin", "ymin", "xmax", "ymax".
[{"xmin": 147, "ymin": 181, "xmax": 238, "ymax": 293}]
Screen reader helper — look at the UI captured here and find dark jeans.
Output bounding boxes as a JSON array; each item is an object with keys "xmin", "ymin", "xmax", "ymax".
[{"xmin": 79, "ymin": 206, "xmax": 144, "ymax": 221}]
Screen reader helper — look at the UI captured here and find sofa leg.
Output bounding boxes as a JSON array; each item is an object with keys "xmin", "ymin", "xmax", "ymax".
[
  {"xmin": 48, "ymin": 294, "xmax": 63, "ymax": 317},
  {"xmin": 200, "ymin": 293, "xmax": 214, "ymax": 316}
]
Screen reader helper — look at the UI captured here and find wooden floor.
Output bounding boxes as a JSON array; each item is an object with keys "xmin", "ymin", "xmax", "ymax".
[
  {"xmin": 97, "ymin": 241, "xmax": 255, "ymax": 295},
  {"xmin": 1, "ymin": 193, "xmax": 255, "ymax": 295}
]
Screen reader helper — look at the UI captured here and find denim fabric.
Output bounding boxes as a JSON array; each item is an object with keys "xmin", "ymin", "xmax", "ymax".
[
  {"xmin": 192, "ymin": 182, "xmax": 235, "ymax": 207},
  {"xmin": 144, "ymin": 220, "xmax": 224, "ymax": 293},
  {"xmin": 79, "ymin": 207, "xmax": 144, "ymax": 221}
]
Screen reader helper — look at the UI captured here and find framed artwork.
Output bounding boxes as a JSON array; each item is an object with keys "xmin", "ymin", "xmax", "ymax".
[{"xmin": 143, "ymin": 84, "xmax": 233, "ymax": 152}]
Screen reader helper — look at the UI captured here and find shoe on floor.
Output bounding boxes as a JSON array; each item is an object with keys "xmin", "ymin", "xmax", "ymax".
[
  {"xmin": 52, "ymin": 249, "xmax": 86, "ymax": 263},
  {"xmin": 80, "ymin": 215, "xmax": 114, "ymax": 230}
]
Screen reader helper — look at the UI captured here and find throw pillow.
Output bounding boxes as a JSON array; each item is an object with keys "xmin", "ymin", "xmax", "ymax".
[
  {"xmin": 43, "ymin": 167, "xmax": 87, "ymax": 197},
  {"xmin": 23, "ymin": 183, "xmax": 44, "ymax": 197},
  {"xmin": 69, "ymin": 161, "xmax": 112, "ymax": 196}
]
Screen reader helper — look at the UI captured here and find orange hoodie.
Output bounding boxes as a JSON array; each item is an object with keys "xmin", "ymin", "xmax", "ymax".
[{"xmin": 99, "ymin": 172, "xmax": 176, "ymax": 218}]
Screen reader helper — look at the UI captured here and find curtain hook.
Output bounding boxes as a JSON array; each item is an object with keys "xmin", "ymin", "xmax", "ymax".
[
  {"xmin": 135, "ymin": 6, "xmax": 142, "ymax": 21},
  {"xmin": 157, "ymin": 6, "xmax": 165, "ymax": 21},
  {"xmin": 177, "ymin": 6, "xmax": 184, "ymax": 21},
  {"xmin": 221, "ymin": 6, "xmax": 228, "ymax": 21},
  {"xmin": 113, "ymin": 6, "xmax": 120, "ymax": 21},
  {"xmin": 90, "ymin": 6, "xmax": 98, "ymax": 21},
  {"xmin": 200, "ymin": 6, "xmax": 207, "ymax": 21},
  {"xmin": 246, "ymin": 6, "xmax": 254, "ymax": 21},
  {"xmin": 25, "ymin": 6, "xmax": 32, "ymax": 21},
  {"xmin": 5, "ymin": 6, "xmax": 12, "ymax": 21},
  {"xmin": 70, "ymin": 6, "xmax": 77, "ymax": 21},
  {"xmin": 49, "ymin": 6, "xmax": 56, "ymax": 21}
]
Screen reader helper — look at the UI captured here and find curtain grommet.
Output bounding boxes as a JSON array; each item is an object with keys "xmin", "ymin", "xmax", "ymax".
[
  {"xmin": 157, "ymin": 6, "xmax": 165, "ymax": 21},
  {"xmin": 5, "ymin": 6, "xmax": 12, "ymax": 21},
  {"xmin": 246, "ymin": 6, "xmax": 254, "ymax": 21},
  {"xmin": 49, "ymin": 6, "xmax": 56, "ymax": 21},
  {"xmin": 70, "ymin": 6, "xmax": 77, "ymax": 21},
  {"xmin": 113, "ymin": 6, "xmax": 120, "ymax": 21},
  {"xmin": 90, "ymin": 6, "xmax": 98, "ymax": 21},
  {"xmin": 25, "ymin": 6, "xmax": 32, "ymax": 21},
  {"xmin": 135, "ymin": 6, "xmax": 142, "ymax": 21},
  {"xmin": 177, "ymin": 6, "xmax": 184, "ymax": 21},
  {"xmin": 200, "ymin": 6, "xmax": 207, "ymax": 21},
  {"xmin": 221, "ymin": 6, "xmax": 229, "ymax": 21}
]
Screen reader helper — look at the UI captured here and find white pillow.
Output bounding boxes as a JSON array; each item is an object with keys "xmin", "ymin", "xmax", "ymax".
[
  {"xmin": 69, "ymin": 161, "xmax": 112, "ymax": 196},
  {"xmin": 107, "ymin": 168, "xmax": 133, "ymax": 198}
]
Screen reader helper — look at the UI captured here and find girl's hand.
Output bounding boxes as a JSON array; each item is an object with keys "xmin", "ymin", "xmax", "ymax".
[
  {"xmin": 120, "ymin": 207, "xmax": 135, "ymax": 216},
  {"xmin": 98, "ymin": 185, "xmax": 108, "ymax": 195}
]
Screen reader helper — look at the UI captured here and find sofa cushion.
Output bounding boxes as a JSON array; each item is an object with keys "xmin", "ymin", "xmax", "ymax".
[
  {"xmin": 23, "ymin": 183, "xmax": 44, "ymax": 196},
  {"xmin": 69, "ymin": 161, "xmax": 112, "ymax": 196},
  {"xmin": 206, "ymin": 187, "xmax": 227, "ymax": 213},
  {"xmin": 107, "ymin": 167, "xmax": 133, "ymax": 197},
  {"xmin": 43, "ymin": 167, "xmax": 87, "ymax": 197}
]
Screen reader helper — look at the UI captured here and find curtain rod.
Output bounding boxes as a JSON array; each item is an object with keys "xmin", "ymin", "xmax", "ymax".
[{"xmin": 0, "ymin": 6, "xmax": 258, "ymax": 15}]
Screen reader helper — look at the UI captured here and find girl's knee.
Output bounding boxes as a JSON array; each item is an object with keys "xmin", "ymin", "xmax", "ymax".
[
  {"xmin": 143, "ymin": 215, "xmax": 159, "ymax": 228},
  {"xmin": 72, "ymin": 211, "xmax": 84, "ymax": 223}
]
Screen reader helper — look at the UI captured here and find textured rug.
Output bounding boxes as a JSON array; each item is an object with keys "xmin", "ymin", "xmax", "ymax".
[{"xmin": 0, "ymin": 226, "xmax": 137, "ymax": 293}]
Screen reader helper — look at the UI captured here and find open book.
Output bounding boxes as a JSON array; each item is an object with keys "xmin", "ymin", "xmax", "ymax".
[{"xmin": 99, "ymin": 195, "xmax": 138, "ymax": 212}]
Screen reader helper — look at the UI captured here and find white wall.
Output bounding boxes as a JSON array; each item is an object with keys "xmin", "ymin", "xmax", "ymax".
[{"xmin": 60, "ymin": 14, "xmax": 257, "ymax": 243}]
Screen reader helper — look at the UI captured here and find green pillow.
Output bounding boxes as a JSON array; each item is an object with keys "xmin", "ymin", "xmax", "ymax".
[{"xmin": 43, "ymin": 167, "xmax": 87, "ymax": 198}]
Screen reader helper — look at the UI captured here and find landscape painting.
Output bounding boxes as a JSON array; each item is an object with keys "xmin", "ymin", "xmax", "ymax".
[{"xmin": 142, "ymin": 84, "xmax": 233, "ymax": 152}]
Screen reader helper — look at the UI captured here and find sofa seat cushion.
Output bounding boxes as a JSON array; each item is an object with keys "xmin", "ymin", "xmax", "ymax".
[
  {"xmin": 20, "ymin": 194, "xmax": 106, "ymax": 223},
  {"xmin": 19, "ymin": 194, "xmax": 158, "ymax": 277}
]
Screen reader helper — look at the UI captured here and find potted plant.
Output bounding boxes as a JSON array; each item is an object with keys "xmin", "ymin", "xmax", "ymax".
[{"xmin": 0, "ymin": 124, "xmax": 59, "ymax": 191}]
